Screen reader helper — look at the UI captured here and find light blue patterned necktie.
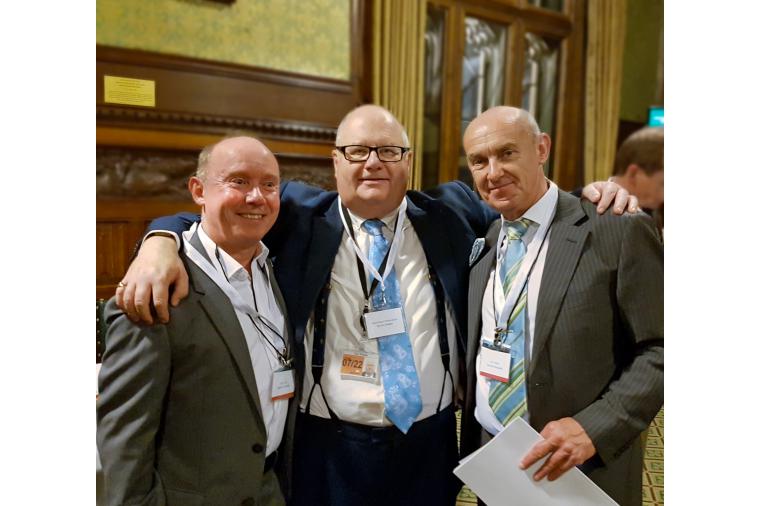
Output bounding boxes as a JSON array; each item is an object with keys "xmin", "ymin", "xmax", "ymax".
[
  {"xmin": 362, "ymin": 219, "xmax": 422, "ymax": 433},
  {"xmin": 489, "ymin": 218, "xmax": 531, "ymax": 426}
]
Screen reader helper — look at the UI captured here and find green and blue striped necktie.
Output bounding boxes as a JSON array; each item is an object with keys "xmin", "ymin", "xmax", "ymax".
[{"xmin": 489, "ymin": 218, "xmax": 531, "ymax": 426}]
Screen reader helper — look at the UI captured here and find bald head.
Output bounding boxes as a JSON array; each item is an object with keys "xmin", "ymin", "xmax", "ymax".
[
  {"xmin": 464, "ymin": 106, "xmax": 541, "ymax": 144},
  {"xmin": 196, "ymin": 136, "xmax": 277, "ymax": 181},
  {"xmin": 463, "ymin": 106, "xmax": 550, "ymax": 220},
  {"xmin": 336, "ymin": 105, "xmax": 410, "ymax": 148},
  {"xmin": 332, "ymin": 104, "xmax": 412, "ymax": 219}
]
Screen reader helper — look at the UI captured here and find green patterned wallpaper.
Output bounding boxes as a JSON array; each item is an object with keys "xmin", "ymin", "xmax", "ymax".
[
  {"xmin": 620, "ymin": 0, "xmax": 663, "ymax": 122},
  {"xmin": 96, "ymin": 0, "xmax": 350, "ymax": 80}
]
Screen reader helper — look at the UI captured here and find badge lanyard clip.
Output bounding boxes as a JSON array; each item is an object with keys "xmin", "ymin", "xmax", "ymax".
[
  {"xmin": 492, "ymin": 212, "xmax": 555, "ymax": 337},
  {"xmin": 338, "ymin": 197, "xmax": 407, "ymax": 332}
]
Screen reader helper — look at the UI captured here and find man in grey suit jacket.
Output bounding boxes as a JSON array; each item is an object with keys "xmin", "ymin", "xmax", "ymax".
[
  {"xmin": 459, "ymin": 107, "xmax": 663, "ymax": 506},
  {"xmin": 97, "ymin": 137, "xmax": 298, "ymax": 506}
]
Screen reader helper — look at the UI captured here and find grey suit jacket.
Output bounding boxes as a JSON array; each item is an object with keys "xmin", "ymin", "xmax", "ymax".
[
  {"xmin": 97, "ymin": 246, "xmax": 298, "ymax": 506},
  {"xmin": 461, "ymin": 190, "xmax": 664, "ymax": 506}
]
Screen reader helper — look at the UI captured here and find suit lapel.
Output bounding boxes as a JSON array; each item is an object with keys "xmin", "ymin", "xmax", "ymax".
[
  {"xmin": 298, "ymin": 199, "xmax": 344, "ymax": 337},
  {"xmin": 466, "ymin": 220, "xmax": 501, "ymax": 368},
  {"xmin": 185, "ymin": 234, "xmax": 266, "ymax": 432},
  {"xmin": 530, "ymin": 191, "xmax": 589, "ymax": 377},
  {"xmin": 406, "ymin": 199, "xmax": 465, "ymax": 349}
]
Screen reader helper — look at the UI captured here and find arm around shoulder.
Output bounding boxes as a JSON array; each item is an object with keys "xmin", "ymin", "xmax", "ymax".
[
  {"xmin": 423, "ymin": 181, "xmax": 498, "ymax": 236},
  {"xmin": 147, "ymin": 212, "xmax": 200, "ymax": 238}
]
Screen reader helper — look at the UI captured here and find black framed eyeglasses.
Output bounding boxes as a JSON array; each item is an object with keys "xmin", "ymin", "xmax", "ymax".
[{"xmin": 335, "ymin": 145, "xmax": 410, "ymax": 162}]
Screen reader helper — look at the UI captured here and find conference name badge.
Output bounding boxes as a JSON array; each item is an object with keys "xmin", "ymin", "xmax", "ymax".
[
  {"xmin": 340, "ymin": 350, "xmax": 380, "ymax": 383},
  {"xmin": 363, "ymin": 307, "xmax": 405, "ymax": 339},
  {"xmin": 271, "ymin": 367, "xmax": 295, "ymax": 401},
  {"xmin": 480, "ymin": 334, "xmax": 512, "ymax": 383}
]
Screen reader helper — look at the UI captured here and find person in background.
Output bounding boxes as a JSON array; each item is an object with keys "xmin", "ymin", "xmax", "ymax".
[
  {"xmin": 610, "ymin": 126, "xmax": 664, "ymax": 213},
  {"xmin": 574, "ymin": 126, "xmax": 664, "ymax": 234}
]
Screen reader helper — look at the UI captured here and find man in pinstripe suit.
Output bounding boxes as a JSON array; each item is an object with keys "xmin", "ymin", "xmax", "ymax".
[{"xmin": 459, "ymin": 106, "xmax": 663, "ymax": 506}]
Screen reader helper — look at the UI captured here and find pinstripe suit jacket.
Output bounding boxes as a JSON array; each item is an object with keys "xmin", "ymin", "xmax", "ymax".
[{"xmin": 461, "ymin": 190, "xmax": 664, "ymax": 506}]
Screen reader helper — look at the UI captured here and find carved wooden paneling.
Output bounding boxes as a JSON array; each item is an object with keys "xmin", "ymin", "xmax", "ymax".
[
  {"xmin": 278, "ymin": 156, "xmax": 336, "ymax": 191},
  {"xmin": 96, "ymin": 221, "xmax": 131, "ymax": 281},
  {"xmin": 97, "ymin": 147, "xmax": 197, "ymax": 199},
  {"xmin": 97, "ymin": 200, "xmax": 199, "ymax": 299},
  {"xmin": 96, "ymin": 146, "xmax": 334, "ymax": 199}
]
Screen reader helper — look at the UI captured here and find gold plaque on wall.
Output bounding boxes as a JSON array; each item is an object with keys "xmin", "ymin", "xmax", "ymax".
[{"xmin": 104, "ymin": 76, "xmax": 155, "ymax": 107}]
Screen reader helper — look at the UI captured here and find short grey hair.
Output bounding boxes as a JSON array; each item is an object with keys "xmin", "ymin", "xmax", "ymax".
[
  {"xmin": 518, "ymin": 109, "xmax": 542, "ymax": 139},
  {"xmin": 195, "ymin": 143, "xmax": 216, "ymax": 181}
]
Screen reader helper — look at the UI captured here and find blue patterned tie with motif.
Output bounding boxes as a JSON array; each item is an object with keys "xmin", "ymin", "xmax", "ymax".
[
  {"xmin": 489, "ymin": 218, "xmax": 532, "ymax": 426},
  {"xmin": 362, "ymin": 219, "xmax": 422, "ymax": 433}
]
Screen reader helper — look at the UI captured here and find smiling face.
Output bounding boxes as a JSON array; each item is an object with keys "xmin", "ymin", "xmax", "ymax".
[
  {"xmin": 333, "ymin": 105, "xmax": 411, "ymax": 219},
  {"xmin": 463, "ymin": 107, "xmax": 550, "ymax": 220},
  {"xmin": 189, "ymin": 136, "xmax": 280, "ymax": 266}
]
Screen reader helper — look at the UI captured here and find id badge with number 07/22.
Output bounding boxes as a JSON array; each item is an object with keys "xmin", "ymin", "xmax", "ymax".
[
  {"xmin": 479, "ymin": 327, "xmax": 512, "ymax": 383},
  {"xmin": 340, "ymin": 350, "xmax": 380, "ymax": 383}
]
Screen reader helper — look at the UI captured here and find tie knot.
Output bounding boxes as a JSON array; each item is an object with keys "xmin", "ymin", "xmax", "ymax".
[
  {"xmin": 504, "ymin": 218, "xmax": 531, "ymax": 240},
  {"xmin": 362, "ymin": 219, "xmax": 385, "ymax": 237}
]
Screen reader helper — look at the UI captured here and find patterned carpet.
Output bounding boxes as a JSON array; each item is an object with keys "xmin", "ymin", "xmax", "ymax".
[
  {"xmin": 642, "ymin": 408, "xmax": 665, "ymax": 505},
  {"xmin": 455, "ymin": 408, "xmax": 665, "ymax": 505}
]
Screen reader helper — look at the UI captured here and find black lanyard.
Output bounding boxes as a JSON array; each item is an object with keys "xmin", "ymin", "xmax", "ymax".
[
  {"xmin": 215, "ymin": 246, "xmax": 290, "ymax": 367},
  {"xmin": 340, "ymin": 204, "xmax": 396, "ymax": 327}
]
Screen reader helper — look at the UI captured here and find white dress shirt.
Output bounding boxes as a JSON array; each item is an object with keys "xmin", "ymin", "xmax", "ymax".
[
  {"xmin": 475, "ymin": 182, "xmax": 558, "ymax": 436},
  {"xmin": 184, "ymin": 223, "xmax": 289, "ymax": 456},
  {"xmin": 300, "ymin": 197, "xmax": 458, "ymax": 426}
]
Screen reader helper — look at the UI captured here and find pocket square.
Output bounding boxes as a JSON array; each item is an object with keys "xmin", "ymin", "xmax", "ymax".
[{"xmin": 469, "ymin": 238, "xmax": 485, "ymax": 266}]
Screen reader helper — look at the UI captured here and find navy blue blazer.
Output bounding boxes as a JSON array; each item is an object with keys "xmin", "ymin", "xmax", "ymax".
[{"xmin": 149, "ymin": 180, "xmax": 496, "ymax": 356}]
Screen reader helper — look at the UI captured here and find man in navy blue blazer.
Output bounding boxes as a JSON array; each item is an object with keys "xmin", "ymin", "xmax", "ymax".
[{"xmin": 117, "ymin": 106, "xmax": 635, "ymax": 506}]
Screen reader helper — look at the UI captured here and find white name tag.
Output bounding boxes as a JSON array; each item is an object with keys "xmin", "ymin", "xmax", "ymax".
[
  {"xmin": 479, "ymin": 343, "xmax": 512, "ymax": 383},
  {"xmin": 363, "ymin": 307, "xmax": 406, "ymax": 339},
  {"xmin": 271, "ymin": 368, "xmax": 295, "ymax": 401}
]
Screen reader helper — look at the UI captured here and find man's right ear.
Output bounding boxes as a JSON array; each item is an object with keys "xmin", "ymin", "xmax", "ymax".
[
  {"xmin": 188, "ymin": 176, "xmax": 205, "ymax": 206},
  {"xmin": 623, "ymin": 163, "xmax": 641, "ymax": 179}
]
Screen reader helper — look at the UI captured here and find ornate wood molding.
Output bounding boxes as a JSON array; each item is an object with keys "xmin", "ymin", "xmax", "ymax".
[{"xmin": 97, "ymin": 105, "xmax": 337, "ymax": 143}]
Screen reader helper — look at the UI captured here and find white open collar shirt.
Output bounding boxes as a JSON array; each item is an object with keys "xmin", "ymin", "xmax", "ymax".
[
  {"xmin": 300, "ymin": 197, "xmax": 458, "ymax": 426},
  {"xmin": 475, "ymin": 182, "xmax": 558, "ymax": 436},
  {"xmin": 185, "ymin": 223, "xmax": 289, "ymax": 456}
]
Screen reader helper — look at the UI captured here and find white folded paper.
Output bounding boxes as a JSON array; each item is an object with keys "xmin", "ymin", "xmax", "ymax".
[{"xmin": 454, "ymin": 418, "xmax": 618, "ymax": 505}]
